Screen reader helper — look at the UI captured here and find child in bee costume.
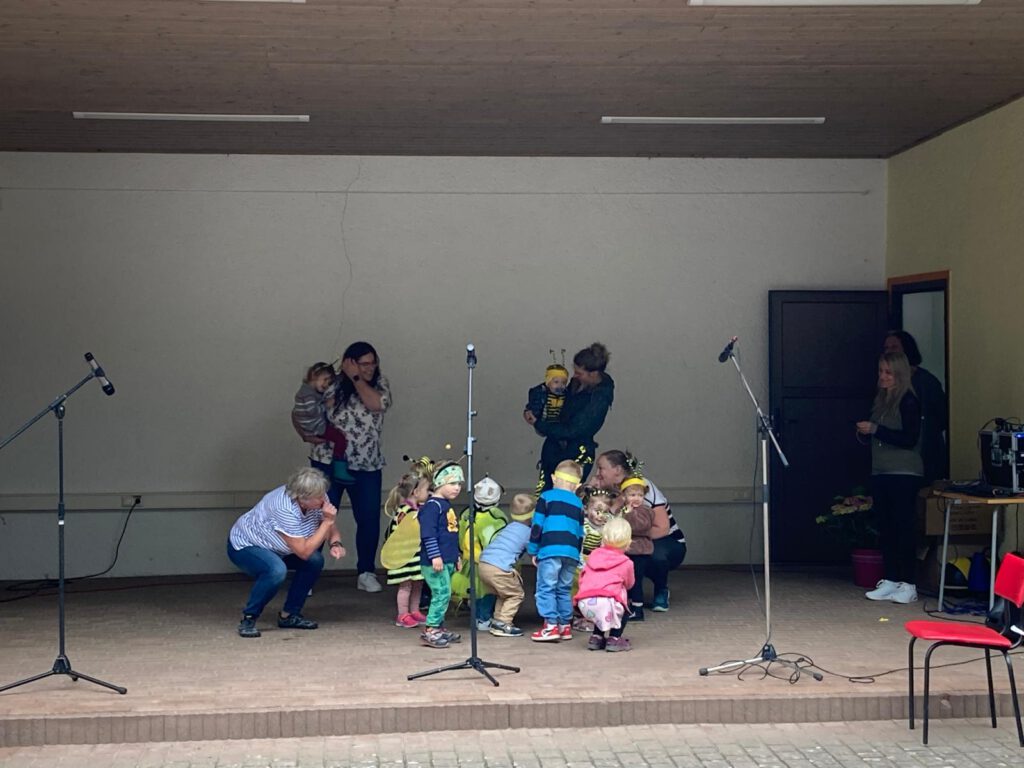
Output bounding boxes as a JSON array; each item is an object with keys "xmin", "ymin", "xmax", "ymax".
[
  {"xmin": 526, "ymin": 351, "xmax": 571, "ymax": 495},
  {"xmin": 451, "ymin": 476, "xmax": 508, "ymax": 630},
  {"xmin": 380, "ymin": 457, "xmax": 434, "ymax": 628}
]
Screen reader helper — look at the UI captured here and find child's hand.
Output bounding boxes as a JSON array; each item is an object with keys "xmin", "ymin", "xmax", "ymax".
[
  {"xmin": 456, "ymin": 558, "xmax": 462, "ymax": 572},
  {"xmin": 523, "ymin": 410, "xmax": 537, "ymax": 426},
  {"xmin": 531, "ymin": 556, "xmax": 538, "ymax": 567},
  {"xmin": 431, "ymin": 556, "xmax": 444, "ymax": 572}
]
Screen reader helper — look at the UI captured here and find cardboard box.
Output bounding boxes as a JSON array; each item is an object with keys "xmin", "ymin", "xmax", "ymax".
[{"xmin": 918, "ymin": 489, "xmax": 994, "ymax": 537}]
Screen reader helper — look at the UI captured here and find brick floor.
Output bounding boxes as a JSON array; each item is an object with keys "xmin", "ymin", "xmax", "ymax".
[
  {"xmin": 0, "ymin": 569, "xmax": 1021, "ymax": 747},
  {"xmin": 1, "ymin": 719, "xmax": 1022, "ymax": 767}
]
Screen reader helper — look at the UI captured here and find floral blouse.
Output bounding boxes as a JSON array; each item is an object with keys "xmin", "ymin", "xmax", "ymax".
[{"xmin": 310, "ymin": 374, "xmax": 392, "ymax": 471}]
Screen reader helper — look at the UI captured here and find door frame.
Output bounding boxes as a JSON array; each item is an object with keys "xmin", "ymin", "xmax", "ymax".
[{"xmin": 886, "ymin": 270, "xmax": 950, "ymax": 391}]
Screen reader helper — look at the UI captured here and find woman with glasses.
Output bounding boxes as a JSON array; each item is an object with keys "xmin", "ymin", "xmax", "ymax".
[{"xmin": 316, "ymin": 341, "xmax": 392, "ymax": 593}]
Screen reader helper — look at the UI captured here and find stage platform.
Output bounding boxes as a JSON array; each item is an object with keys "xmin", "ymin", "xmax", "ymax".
[{"xmin": 0, "ymin": 568, "xmax": 1019, "ymax": 747}]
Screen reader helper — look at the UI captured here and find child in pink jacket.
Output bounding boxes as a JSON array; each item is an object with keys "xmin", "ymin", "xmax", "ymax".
[{"xmin": 574, "ymin": 517, "xmax": 635, "ymax": 652}]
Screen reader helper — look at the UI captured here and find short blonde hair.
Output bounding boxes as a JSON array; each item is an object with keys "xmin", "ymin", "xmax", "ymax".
[
  {"xmin": 509, "ymin": 493, "xmax": 536, "ymax": 522},
  {"xmin": 554, "ymin": 460, "xmax": 583, "ymax": 480},
  {"xmin": 285, "ymin": 467, "xmax": 330, "ymax": 501},
  {"xmin": 602, "ymin": 517, "xmax": 632, "ymax": 550}
]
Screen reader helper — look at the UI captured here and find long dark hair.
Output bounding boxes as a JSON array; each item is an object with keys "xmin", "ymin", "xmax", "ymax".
[
  {"xmin": 885, "ymin": 330, "xmax": 923, "ymax": 367},
  {"xmin": 335, "ymin": 341, "xmax": 381, "ymax": 409}
]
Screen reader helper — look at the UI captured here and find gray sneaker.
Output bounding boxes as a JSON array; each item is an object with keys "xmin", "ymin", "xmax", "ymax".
[
  {"xmin": 439, "ymin": 627, "xmax": 462, "ymax": 643},
  {"xmin": 421, "ymin": 628, "xmax": 449, "ymax": 649},
  {"xmin": 489, "ymin": 621, "xmax": 524, "ymax": 637}
]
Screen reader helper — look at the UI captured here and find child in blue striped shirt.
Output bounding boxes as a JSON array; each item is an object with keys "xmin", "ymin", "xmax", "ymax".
[{"xmin": 528, "ymin": 460, "xmax": 584, "ymax": 642}]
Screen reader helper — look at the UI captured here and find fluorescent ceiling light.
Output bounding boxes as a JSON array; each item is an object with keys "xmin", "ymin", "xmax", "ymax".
[
  {"xmin": 73, "ymin": 112, "xmax": 310, "ymax": 123},
  {"xmin": 202, "ymin": 1, "xmax": 305, "ymax": 4},
  {"xmin": 688, "ymin": 1, "xmax": 979, "ymax": 6},
  {"xmin": 600, "ymin": 116, "xmax": 826, "ymax": 125}
]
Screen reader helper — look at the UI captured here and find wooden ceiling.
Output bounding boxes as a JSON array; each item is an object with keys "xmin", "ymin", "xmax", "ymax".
[{"xmin": 2, "ymin": 0, "xmax": 1023, "ymax": 158}]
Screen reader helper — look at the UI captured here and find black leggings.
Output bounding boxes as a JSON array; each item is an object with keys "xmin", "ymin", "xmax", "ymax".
[
  {"xmin": 592, "ymin": 612, "xmax": 629, "ymax": 639},
  {"xmin": 871, "ymin": 474, "xmax": 923, "ymax": 584}
]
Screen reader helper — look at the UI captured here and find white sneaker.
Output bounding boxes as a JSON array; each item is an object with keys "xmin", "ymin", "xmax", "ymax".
[
  {"xmin": 865, "ymin": 579, "xmax": 900, "ymax": 600},
  {"xmin": 890, "ymin": 582, "xmax": 919, "ymax": 604},
  {"xmin": 357, "ymin": 572, "xmax": 382, "ymax": 593}
]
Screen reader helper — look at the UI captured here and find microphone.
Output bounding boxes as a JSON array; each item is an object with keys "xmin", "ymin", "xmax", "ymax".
[
  {"xmin": 717, "ymin": 336, "xmax": 738, "ymax": 363},
  {"xmin": 466, "ymin": 343, "xmax": 477, "ymax": 367},
  {"xmin": 84, "ymin": 352, "xmax": 116, "ymax": 396}
]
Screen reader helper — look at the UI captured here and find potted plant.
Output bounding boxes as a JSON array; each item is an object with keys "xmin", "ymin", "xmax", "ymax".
[{"xmin": 816, "ymin": 488, "xmax": 883, "ymax": 587}]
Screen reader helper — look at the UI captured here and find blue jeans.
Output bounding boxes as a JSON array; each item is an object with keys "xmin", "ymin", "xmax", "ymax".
[
  {"xmin": 310, "ymin": 459, "xmax": 342, "ymax": 508},
  {"xmin": 476, "ymin": 593, "xmax": 496, "ymax": 623},
  {"xmin": 535, "ymin": 557, "xmax": 578, "ymax": 624},
  {"xmin": 227, "ymin": 540, "xmax": 324, "ymax": 618},
  {"xmin": 338, "ymin": 469, "xmax": 383, "ymax": 574},
  {"xmin": 310, "ymin": 462, "xmax": 382, "ymax": 573}
]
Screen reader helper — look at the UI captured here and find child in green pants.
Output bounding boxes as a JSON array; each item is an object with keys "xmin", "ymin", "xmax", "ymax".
[{"xmin": 418, "ymin": 461, "xmax": 464, "ymax": 648}]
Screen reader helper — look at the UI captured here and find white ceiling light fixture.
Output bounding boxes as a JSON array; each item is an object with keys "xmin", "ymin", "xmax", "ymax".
[
  {"xmin": 688, "ymin": 1, "xmax": 980, "ymax": 6},
  {"xmin": 202, "ymin": 1, "xmax": 306, "ymax": 4},
  {"xmin": 600, "ymin": 116, "xmax": 826, "ymax": 125},
  {"xmin": 73, "ymin": 112, "xmax": 310, "ymax": 123}
]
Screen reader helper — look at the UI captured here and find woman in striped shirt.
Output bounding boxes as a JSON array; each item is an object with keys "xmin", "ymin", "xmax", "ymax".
[
  {"xmin": 591, "ymin": 450, "xmax": 687, "ymax": 614},
  {"xmin": 227, "ymin": 467, "xmax": 345, "ymax": 638}
]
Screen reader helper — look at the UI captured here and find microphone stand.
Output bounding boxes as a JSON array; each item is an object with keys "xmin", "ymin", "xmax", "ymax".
[
  {"xmin": 698, "ymin": 342, "xmax": 820, "ymax": 682},
  {"xmin": 409, "ymin": 344, "xmax": 520, "ymax": 686},
  {"xmin": 0, "ymin": 366, "xmax": 127, "ymax": 695}
]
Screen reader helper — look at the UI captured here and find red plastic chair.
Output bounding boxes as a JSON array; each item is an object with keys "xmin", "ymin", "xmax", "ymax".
[{"xmin": 904, "ymin": 552, "xmax": 1024, "ymax": 746}]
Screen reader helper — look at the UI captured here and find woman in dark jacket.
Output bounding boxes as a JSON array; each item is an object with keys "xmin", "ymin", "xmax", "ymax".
[
  {"xmin": 857, "ymin": 351, "xmax": 923, "ymax": 604},
  {"xmin": 884, "ymin": 330, "xmax": 948, "ymax": 485},
  {"xmin": 525, "ymin": 342, "xmax": 614, "ymax": 491}
]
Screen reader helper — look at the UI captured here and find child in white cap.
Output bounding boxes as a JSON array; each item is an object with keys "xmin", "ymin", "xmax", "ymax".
[{"xmin": 452, "ymin": 476, "xmax": 508, "ymax": 630}]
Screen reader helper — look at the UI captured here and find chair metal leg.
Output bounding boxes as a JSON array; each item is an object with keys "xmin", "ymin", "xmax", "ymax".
[
  {"xmin": 1003, "ymin": 651, "xmax": 1024, "ymax": 748},
  {"xmin": 923, "ymin": 643, "xmax": 939, "ymax": 746},
  {"xmin": 986, "ymin": 648, "xmax": 997, "ymax": 728},
  {"xmin": 908, "ymin": 638, "xmax": 917, "ymax": 731}
]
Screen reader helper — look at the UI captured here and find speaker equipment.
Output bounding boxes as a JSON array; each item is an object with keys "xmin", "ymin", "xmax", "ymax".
[{"xmin": 980, "ymin": 429, "xmax": 1024, "ymax": 494}]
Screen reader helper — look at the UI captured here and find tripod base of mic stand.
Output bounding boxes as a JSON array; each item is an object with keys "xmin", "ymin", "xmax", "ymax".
[
  {"xmin": 698, "ymin": 643, "xmax": 823, "ymax": 681},
  {"xmin": 408, "ymin": 656, "xmax": 520, "ymax": 687},
  {"xmin": 0, "ymin": 654, "xmax": 127, "ymax": 695}
]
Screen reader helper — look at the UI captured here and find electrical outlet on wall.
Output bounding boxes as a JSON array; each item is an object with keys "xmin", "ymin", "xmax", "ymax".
[{"xmin": 121, "ymin": 495, "xmax": 142, "ymax": 508}]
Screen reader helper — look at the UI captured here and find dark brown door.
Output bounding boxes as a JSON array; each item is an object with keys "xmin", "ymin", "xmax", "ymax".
[{"xmin": 769, "ymin": 290, "xmax": 890, "ymax": 564}]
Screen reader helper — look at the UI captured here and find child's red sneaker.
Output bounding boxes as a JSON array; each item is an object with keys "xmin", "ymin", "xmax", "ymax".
[{"xmin": 530, "ymin": 621, "xmax": 561, "ymax": 642}]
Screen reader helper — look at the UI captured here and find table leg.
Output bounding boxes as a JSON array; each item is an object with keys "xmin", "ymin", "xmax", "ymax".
[
  {"xmin": 938, "ymin": 498, "xmax": 952, "ymax": 612},
  {"xmin": 989, "ymin": 506, "xmax": 1001, "ymax": 611}
]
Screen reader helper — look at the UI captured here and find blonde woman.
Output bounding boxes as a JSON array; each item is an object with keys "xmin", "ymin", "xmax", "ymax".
[
  {"xmin": 856, "ymin": 352, "xmax": 923, "ymax": 604},
  {"xmin": 227, "ymin": 467, "xmax": 344, "ymax": 638}
]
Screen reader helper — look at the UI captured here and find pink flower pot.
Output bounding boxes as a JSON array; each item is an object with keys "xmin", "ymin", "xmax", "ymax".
[{"xmin": 851, "ymin": 548, "xmax": 885, "ymax": 588}]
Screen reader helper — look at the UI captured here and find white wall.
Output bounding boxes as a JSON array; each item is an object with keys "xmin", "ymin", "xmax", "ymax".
[{"xmin": 0, "ymin": 153, "xmax": 886, "ymax": 578}]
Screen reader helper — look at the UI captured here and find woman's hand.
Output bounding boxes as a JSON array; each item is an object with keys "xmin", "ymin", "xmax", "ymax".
[
  {"xmin": 431, "ymin": 556, "xmax": 444, "ymax": 572},
  {"xmin": 856, "ymin": 421, "xmax": 877, "ymax": 435},
  {"xmin": 341, "ymin": 358, "xmax": 360, "ymax": 381},
  {"xmin": 328, "ymin": 543, "xmax": 346, "ymax": 560},
  {"xmin": 321, "ymin": 501, "xmax": 338, "ymax": 522}
]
